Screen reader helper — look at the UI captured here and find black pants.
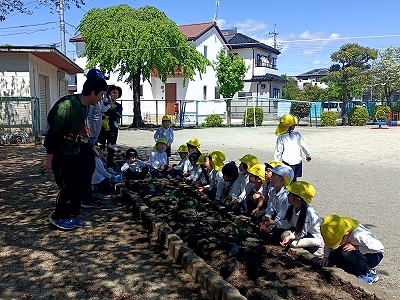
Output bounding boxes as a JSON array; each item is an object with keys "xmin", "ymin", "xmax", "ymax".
[
  {"xmin": 98, "ymin": 127, "xmax": 118, "ymax": 168},
  {"xmin": 123, "ymin": 167, "xmax": 149, "ymax": 180},
  {"xmin": 51, "ymin": 152, "xmax": 86, "ymax": 220},
  {"xmin": 169, "ymin": 169, "xmax": 183, "ymax": 179},
  {"xmin": 93, "ymin": 178, "xmax": 113, "ymax": 194},
  {"xmin": 150, "ymin": 166, "xmax": 169, "ymax": 178}
]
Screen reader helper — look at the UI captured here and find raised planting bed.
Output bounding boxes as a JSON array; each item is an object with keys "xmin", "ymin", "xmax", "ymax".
[{"xmin": 122, "ymin": 178, "xmax": 384, "ymax": 300}]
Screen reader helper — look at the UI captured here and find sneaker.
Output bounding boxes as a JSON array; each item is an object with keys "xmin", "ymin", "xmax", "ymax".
[
  {"xmin": 81, "ymin": 200, "xmax": 105, "ymax": 208},
  {"xmin": 107, "ymin": 167, "xmax": 116, "ymax": 175},
  {"xmin": 357, "ymin": 270, "xmax": 379, "ymax": 284},
  {"xmin": 69, "ymin": 218, "xmax": 86, "ymax": 228},
  {"xmin": 49, "ymin": 217, "xmax": 74, "ymax": 230},
  {"xmin": 313, "ymin": 241, "xmax": 325, "ymax": 257}
]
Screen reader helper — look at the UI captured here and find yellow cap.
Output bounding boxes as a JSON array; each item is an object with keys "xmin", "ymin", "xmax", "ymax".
[
  {"xmin": 286, "ymin": 181, "xmax": 316, "ymax": 204},
  {"xmin": 162, "ymin": 115, "xmax": 172, "ymax": 122},
  {"xmin": 187, "ymin": 138, "xmax": 201, "ymax": 147},
  {"xmin": 177, "ymin": 144, "xmax": 188, "ymax": 153},
  {"xmin": 154, "ymin": 138, "xmax": 168, "ymax": 150},
  {"xmin": 210, "ymin": 150, "xmax": 226, "ymax": 171},
  {"xmin": 239, "ymin": 154, "xmax": 259, "ymax": 169},
  {"xmin": 275, "ymin": 114, "xmax": 296, "ymax": 136},
  {"xmin": 197, "ymin": 153, "xmax": 207, "ymax": 165},
  {"xmin": 248, "ymin": 163, "xmax": 266, "ymax": 183},
  {"xmin": 320, "ymin": 215, "xmax": 360, "ymax": 249},
  {"xmin": 265, "ymin": 160, "xmax": 282, "ymax": 169}
]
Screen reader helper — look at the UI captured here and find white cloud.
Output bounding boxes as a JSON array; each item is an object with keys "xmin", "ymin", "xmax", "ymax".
[
  {"xmin": 233, "ymin": 19, "xmax": 267, "ymax": 34},
  {"xmin": 216, "ymin": 18, "xmax": 226, "ymax": 29}
]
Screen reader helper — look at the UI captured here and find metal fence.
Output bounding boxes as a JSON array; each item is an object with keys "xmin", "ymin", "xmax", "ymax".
[{"xmin": 0, "ymin": 97, "xmax": 40, "ymax": 143}]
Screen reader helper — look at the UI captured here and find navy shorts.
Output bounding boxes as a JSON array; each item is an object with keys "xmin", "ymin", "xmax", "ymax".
[
  {"xmin": 166, "ymin": 145, "xmax": 171, "ymax": 157},
  {"xmin": 283, "ymin": 161, "xmax": 303, "ymax": 179}
]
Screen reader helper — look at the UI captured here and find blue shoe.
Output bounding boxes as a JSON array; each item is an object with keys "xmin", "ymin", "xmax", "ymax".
[
  {"xmin": 357, "ymin": 270, "xmax": 379, "ymax": 284},
  {"xmin": 49, "ymin": 217, "xmax": 74, "ymax": 230},
  {"xmin": 69, "ymin": 218, "xmax": 86, "ymax": 228}
]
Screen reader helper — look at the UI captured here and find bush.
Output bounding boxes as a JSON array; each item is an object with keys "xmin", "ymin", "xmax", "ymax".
[
  {"xmin": 320, "ymin": 111, "xmax": 338, "ymax": 126},
  {"xmin": 204, "ymin": 114, "xmax": 223, "ymax": 127},
  {"xmin": 348, "ymin": 107, "xmax": 369, "ymax": 126},
  {"xmin": 291, "ymin": 101, "xmax": 311, "ymax": 123},
  {"xmin": 372, "ymin": 105, "xmax": 390, "ymax": 121},
  {"xmin": 243, "ymin": 107, "xmax": 263, "ymax": 126}
]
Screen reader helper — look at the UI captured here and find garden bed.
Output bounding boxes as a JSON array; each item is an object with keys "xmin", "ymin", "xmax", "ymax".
[{"xmin": 125, "ymin": 178, "xmax": 381, "ymax": 300}]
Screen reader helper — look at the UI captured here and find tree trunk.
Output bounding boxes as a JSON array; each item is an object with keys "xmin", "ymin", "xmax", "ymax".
[
  {"xmin": 226, "ymin": 99, "xmax": 232, "ymax": 127},
  {"xmin": 341, "ymin": 85, "xmax": 348, "ymax": 125},
  {"xmin": 131, "ymin": 71, "xmax": 144, "ymax": 128}
]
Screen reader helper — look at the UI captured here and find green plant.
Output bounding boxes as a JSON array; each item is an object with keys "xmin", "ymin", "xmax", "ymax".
[
  {"xmin": 391, "ymin": 106, "xmax": 400, "ymax": 114},
  {"xmin": 348, "ymin": 107, "xmax": 369, "ymax": 126},
  {"xmin": 372, "ymin": 105, "xmax": 391, "ymax": 121},
  {"xmin": 243, "ymin": 107, "xmax": 263, "ymax": 126},
  {"xmin": 165, "ymin": 191, "xmax": 179, "ymax": 204},
  {"xmin": 320, "ymin": 111, "xmax": 338, "ymax": 126},
  {"xmin": 229, "ymin": 224, "xmax": 261, "ymax": 256},
  {"xmin": 187, "ymin": 199, "xmax": 208, "ymax": 219},
  {"xmin": 204, "ymin": 114, "xmax": 223, "ymax": 127},
  {"xmin": 291, "ymin": 101, "xmax": 311, "ymax": 123}
]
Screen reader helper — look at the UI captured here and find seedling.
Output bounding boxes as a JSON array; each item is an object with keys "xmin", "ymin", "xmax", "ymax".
[
  {"xmin": 165, "ymin": 191, "xmax": 179, "ymax": 204},
  {"xmin": 186, "ymin": 199, "xmax": 208, "ymax": 220}
]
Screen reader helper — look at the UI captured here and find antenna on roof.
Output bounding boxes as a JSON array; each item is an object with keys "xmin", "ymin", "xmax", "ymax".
[
  {"xmin": 268, "ymin": 24, "xmax": 279, "ymax": 49},
  {"xmin": 213, "ymin": 0, "xmax": 220, "ymax": 23}
]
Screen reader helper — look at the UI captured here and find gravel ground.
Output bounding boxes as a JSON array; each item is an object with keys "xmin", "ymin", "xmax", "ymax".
[{"xmin": 117, "ymin": 124, "xmax": 400, "ymax": 298}]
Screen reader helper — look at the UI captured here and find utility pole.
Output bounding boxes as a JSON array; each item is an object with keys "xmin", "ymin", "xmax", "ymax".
[
  {"xmin": 56, "ymin": 0, "xmax": 66, "ymax": 55},
  {"xmin": 268, "ymin": 24, "xmax": 279, "ymax": 49}
]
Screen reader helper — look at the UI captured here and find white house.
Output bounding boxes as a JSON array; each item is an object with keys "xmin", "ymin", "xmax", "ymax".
[
  {"xmin": 0, "ymin": 46, "xmax": 84, "ymax": 131},
  {"xmin": 295, "ymin": 68, "xmax": 329, "ymax": 90},
  {"xmin": 70, "ymin": 22, "xmax": 286, "ymax": 124}
]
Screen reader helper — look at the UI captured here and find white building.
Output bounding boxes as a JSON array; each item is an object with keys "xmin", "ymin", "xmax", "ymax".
[{"xmin": 295, "ymin": 68, "xmax": 329, "ymax": 90}]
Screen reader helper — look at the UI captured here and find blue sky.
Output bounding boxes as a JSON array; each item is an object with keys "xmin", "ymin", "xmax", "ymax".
[{"xmin": 1, "ymin": 0, "xmax": 400, "ymax": 76}]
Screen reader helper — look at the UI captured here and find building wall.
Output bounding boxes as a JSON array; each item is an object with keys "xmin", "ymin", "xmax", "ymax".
[
  {"xmin": 232, "ymin": 48, "xmax": 279, "ymax": 79},
  {"xmin": 0, "ymin": 53, "xmax": 30, "ymax": 97}
]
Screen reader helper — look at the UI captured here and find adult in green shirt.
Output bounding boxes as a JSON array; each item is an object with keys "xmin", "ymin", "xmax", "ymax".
[{"xmin": 41, "ymin": 76, "xmax": 107, "ymax": 230}]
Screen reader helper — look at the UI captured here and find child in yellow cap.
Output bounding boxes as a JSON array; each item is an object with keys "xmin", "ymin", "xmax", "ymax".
[
  {"xmin": 186, "ymin": 138, "xmax": 202, "ymax": 154},
  {"xmin": 228, "ymin": 154, "xmax": 259, "ymax": 207},
  {"xmin": 154, "ymin": 115, "xmax": 174, "ymax": 164},
  {"xmin": 274, "ymin": 114, "xmax": 311, "ymax": 182},
  {"xmin": 196, "ymin": 150, "xmax": 226, "ymax": 200},
  {"xmin": 148, "ymin": 138, "xmax": 170, "ymax": 178},
  {"xmin": 278, "ymin": 181, "xmax": 324, "ymax": 256},
  {"xmin": 183, "ymin": 151, "xmax": 202, "ymax": 184},
  {"xmin": 170, "ymin": 144, "xmax": 191, "ymax": 179},
  {"xmin": 219, "ymin": 162, "xmax": 239, "ymax": 203},
  {"xmin": 319, "ymin": 214, "xmax": 384, "ymax": 284}
]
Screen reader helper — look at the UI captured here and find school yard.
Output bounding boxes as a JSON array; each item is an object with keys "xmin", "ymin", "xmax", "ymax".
[{"xmin": 117, "ymin": 124, "xmax": 400, "ymax": 298}]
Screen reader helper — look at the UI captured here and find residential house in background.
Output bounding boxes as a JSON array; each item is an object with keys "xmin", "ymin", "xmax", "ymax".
[
  {"xmin": 295, "ymin": 68, "xmax": 329, "ymax": 90},
  {"xmin": 0, "ymin": 46, "xmax": 83, "ymax": 131}
]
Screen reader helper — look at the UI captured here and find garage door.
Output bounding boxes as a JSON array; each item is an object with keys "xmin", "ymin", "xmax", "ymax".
[{"xmin": 39, "ymin": 75, "xmax": 48, "ymax": 131}]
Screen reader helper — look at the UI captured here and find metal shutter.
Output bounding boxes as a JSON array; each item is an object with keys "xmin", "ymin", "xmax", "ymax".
[
  {"xmin": 59, "ymin": 80, "xmax": 67, "ymax": 97},
  {"xmin": 39, "ymin": 75, "xmax": 48, "ymax": 131}
]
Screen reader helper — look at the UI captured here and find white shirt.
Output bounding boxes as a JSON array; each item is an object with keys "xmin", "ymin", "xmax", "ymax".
[
  {"xmin": 229, "ymin": 172, "xmax": 249, "ymax": 202},
  {"xmin": 92, "ymin": 156, "xmax": 113, "ymax": 184},
  {"xmin": 274, "ymin": 131, "xmax": 311, "ymax": 165},
  {"xmin": 174, "ymin": 156, "xmax": 192, "ymax": 172},
  {"xmin": 323, "ymin": 224, "xmax": 384, "ymax": 258},
  {"xmin": 187, "ymin": 165, "xmax": 202, "ymax": 181},
  {"xmin": 154, "ymin": 127, "xmax": 174, "ymax": 146},
  {"xmin": 265, "ymin": 187, "xmax": 290, "ymax": 230},
  {"xmin": 148, "ymin": 151, "xmax": 168, "ymax": 170},
  {"xmin": 279, "ymin": 205, "xmax": 322, "ymax": 240},
  {"xmin": 121, "ymin": 159, "xmax": 147, "ymax": 172}
]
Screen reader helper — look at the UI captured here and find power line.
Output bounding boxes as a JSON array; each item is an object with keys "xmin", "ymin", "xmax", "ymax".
[
  {"xmin": 0, "ymin": 28, "xmax": 51, "ymax": 37},
  {"xmin": 0, "ymin": 21, "xmax": 56, "ymax": 30}
]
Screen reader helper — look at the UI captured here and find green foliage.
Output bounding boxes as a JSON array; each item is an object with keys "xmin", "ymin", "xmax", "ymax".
[
  {"xmin": 372, "ymin": 105, "xmax": 391, "ymax": 121},
  {"xmin": 290, "ymin": 101, "xmax": 311, "ymax": 123},
  {"xmin": 204, "ymin": 114, "xmax": 223, "ymax": 127},
  {"xmin": 391, "ymin": 106, "xmax": 400, "ymax": 114},
  {"xmin": 243, "ymin": 107, "xmax": 263, "ymax": 126},
  {"xmin": 348, "ymin": 107, "xmax": 369, "ymax": 126},
  {"xmin": 282, "ymin": 76, "xmax": 301, "ymax": 100},
  {"xmin": 165, "ymin": 191, "xmax": 179, "ymax": 204},
  {"xmin": 78, "ymin": 5, "xmax": 210, "ymax": 127},
  {"xmin": 299, "ymin": 84, "xmax": 325, "ymax": 101},
  {"xmin": 187, "ymin": 199, "xmax": 208, "ymax": 219},
  {"xmin": 322, "ymin": 43, "xmax": 378, "ymax": 124},
  {"xmin": 213, "ymin": 49, "xmax": 249, "ymax": 98},
  {"xmin": 320, "ymin": 111, "xmax": 338, "ymax": 126}
]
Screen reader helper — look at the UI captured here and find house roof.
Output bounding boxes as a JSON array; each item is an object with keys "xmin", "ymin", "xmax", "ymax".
[
  {"xmin": 69, "ymin": 21, "xmax": 230, "ymax": 48},
  {"xmin": 0, "ymin": 46, "xmax": 83, "ymax": 74},
  {"xmin": 244, "ymin": 73, "xmax": 286, "ymax": 83},
  {"xmin": 296, "ymin": 68, "xmax": 329, "ymax": 78},
  {"xmin": 228, "ymin": 33, "xmax": 280, "ymax": 55}
]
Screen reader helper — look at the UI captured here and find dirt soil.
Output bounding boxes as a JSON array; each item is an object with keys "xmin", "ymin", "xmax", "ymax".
[
  {"xmin": 0, "ymin": 145, "xmax": 209, "ymax": 300},
  {"xmin": 127, "ymin": 177, "xmax": 380, "ymax": 300}
]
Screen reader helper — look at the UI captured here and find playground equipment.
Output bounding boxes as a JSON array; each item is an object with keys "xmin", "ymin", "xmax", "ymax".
[{"xmin": 372, "ymin": 110, "xmax": 400, "ymax": 129}]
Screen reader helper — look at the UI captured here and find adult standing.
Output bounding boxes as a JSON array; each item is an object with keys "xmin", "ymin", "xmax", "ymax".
[
  {"xmin": 98, "ymin": 85, "xmax": 123, "ymax": 171},
  {"xmin": 41, "ymin": 75, "xmax": 108, "ymax": 230}
]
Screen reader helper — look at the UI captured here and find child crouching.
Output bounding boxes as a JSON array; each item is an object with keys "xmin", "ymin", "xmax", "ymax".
[
  {"xmin": 121, "ymin": 148, "xmax": 149, "ymax": 180},
  {"xmin": 149, "ymin": 138, "xmax": 170, "ymax": 178}
]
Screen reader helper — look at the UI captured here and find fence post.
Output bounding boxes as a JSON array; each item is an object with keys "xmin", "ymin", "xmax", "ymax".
[
  {"xmin": 156, "ymin": 99, "xmax": 159, "ymax": 126},
  {"xmin": 196, "ymin": 101, "xmax": 199, "ymax": 127}
]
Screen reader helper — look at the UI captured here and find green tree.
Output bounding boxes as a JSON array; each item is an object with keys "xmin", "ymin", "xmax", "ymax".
[
  {"xmin": 78, "ymin": 5, "xmax": 211, "ymax": 127},
  {"xmin": 0, "ymin": 0, "xmax": 85, "ymax": 21},
  {"xmin": 299, "ymin": 84, "xmax": 325, "ymax": 101},
  {"xmin": 213, "ymin": 49, "xmax": 248, "ymax": 126},
  {"xmin": 322, "ymin": 43, "xmax": 377, "ymax": 125},
  {"xmin": 282, "ymin": 75, "xmax": 301, "ymax": 100},
  {"xmin": 370, "ymin": 46, "xmax": 400, "ymax": 106}
]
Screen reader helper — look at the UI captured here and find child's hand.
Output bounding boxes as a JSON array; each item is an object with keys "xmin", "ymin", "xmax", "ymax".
[
  {"xmin": 251, "ymin": 208, "xmax": 259, "ymax": 216},
  {"xmin": 231, "ymin": 199, "xmax": 238, "ymax": 205},
  {"xmin": 158, "ymin": 166, "xmax": 164, "ymax": 171},
  {"xmin": 319, "ymin": 257, "xmax": 330, "ymax": 266},
  {"xmin": 343, "ymin": 243, "xmax": 357, "ymax": 252},
  {"xmin": 260, "ymin": 223, "xmax": 271, "ymax": 233},
  {"xmin": 197, "ymin": 186, "xmax": 204, "ymax": 192},
  {"xmin": 280, "ymin": 236, "xmax": 293, "ymax": 248},
  {"xmin": 306, "ymin": 156, "xmax": 312, "ymax": 162}
]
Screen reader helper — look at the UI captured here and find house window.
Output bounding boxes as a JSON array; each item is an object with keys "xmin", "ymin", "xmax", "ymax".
[
  {"xmin": 256, "ymin": 54, "xmax": 270, "ymax": 67},
  {"xmin": 215, "ymin": 87, "xmax": 220, "ymax": 99},
  {"xmin": 394, "ymin": 95, "xmax": 400, "ymax": 102},
  {"xmin": 203, "ymin": 46, "xmax": 208, "ymax": 58},
  {"xmin": 203, "ymin": 86, "xmax": 207, "ymax": 100},
  {"xmin": 273, "ymin": 88, "xmax": 280, "ymax": 99},
  {"xmin": 271, "ymin": 57, "xmax": 277, "ymax": 69},
  {"xmin": 238, "ymin": 92, "xmax": 252, "ymax": 99}
]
